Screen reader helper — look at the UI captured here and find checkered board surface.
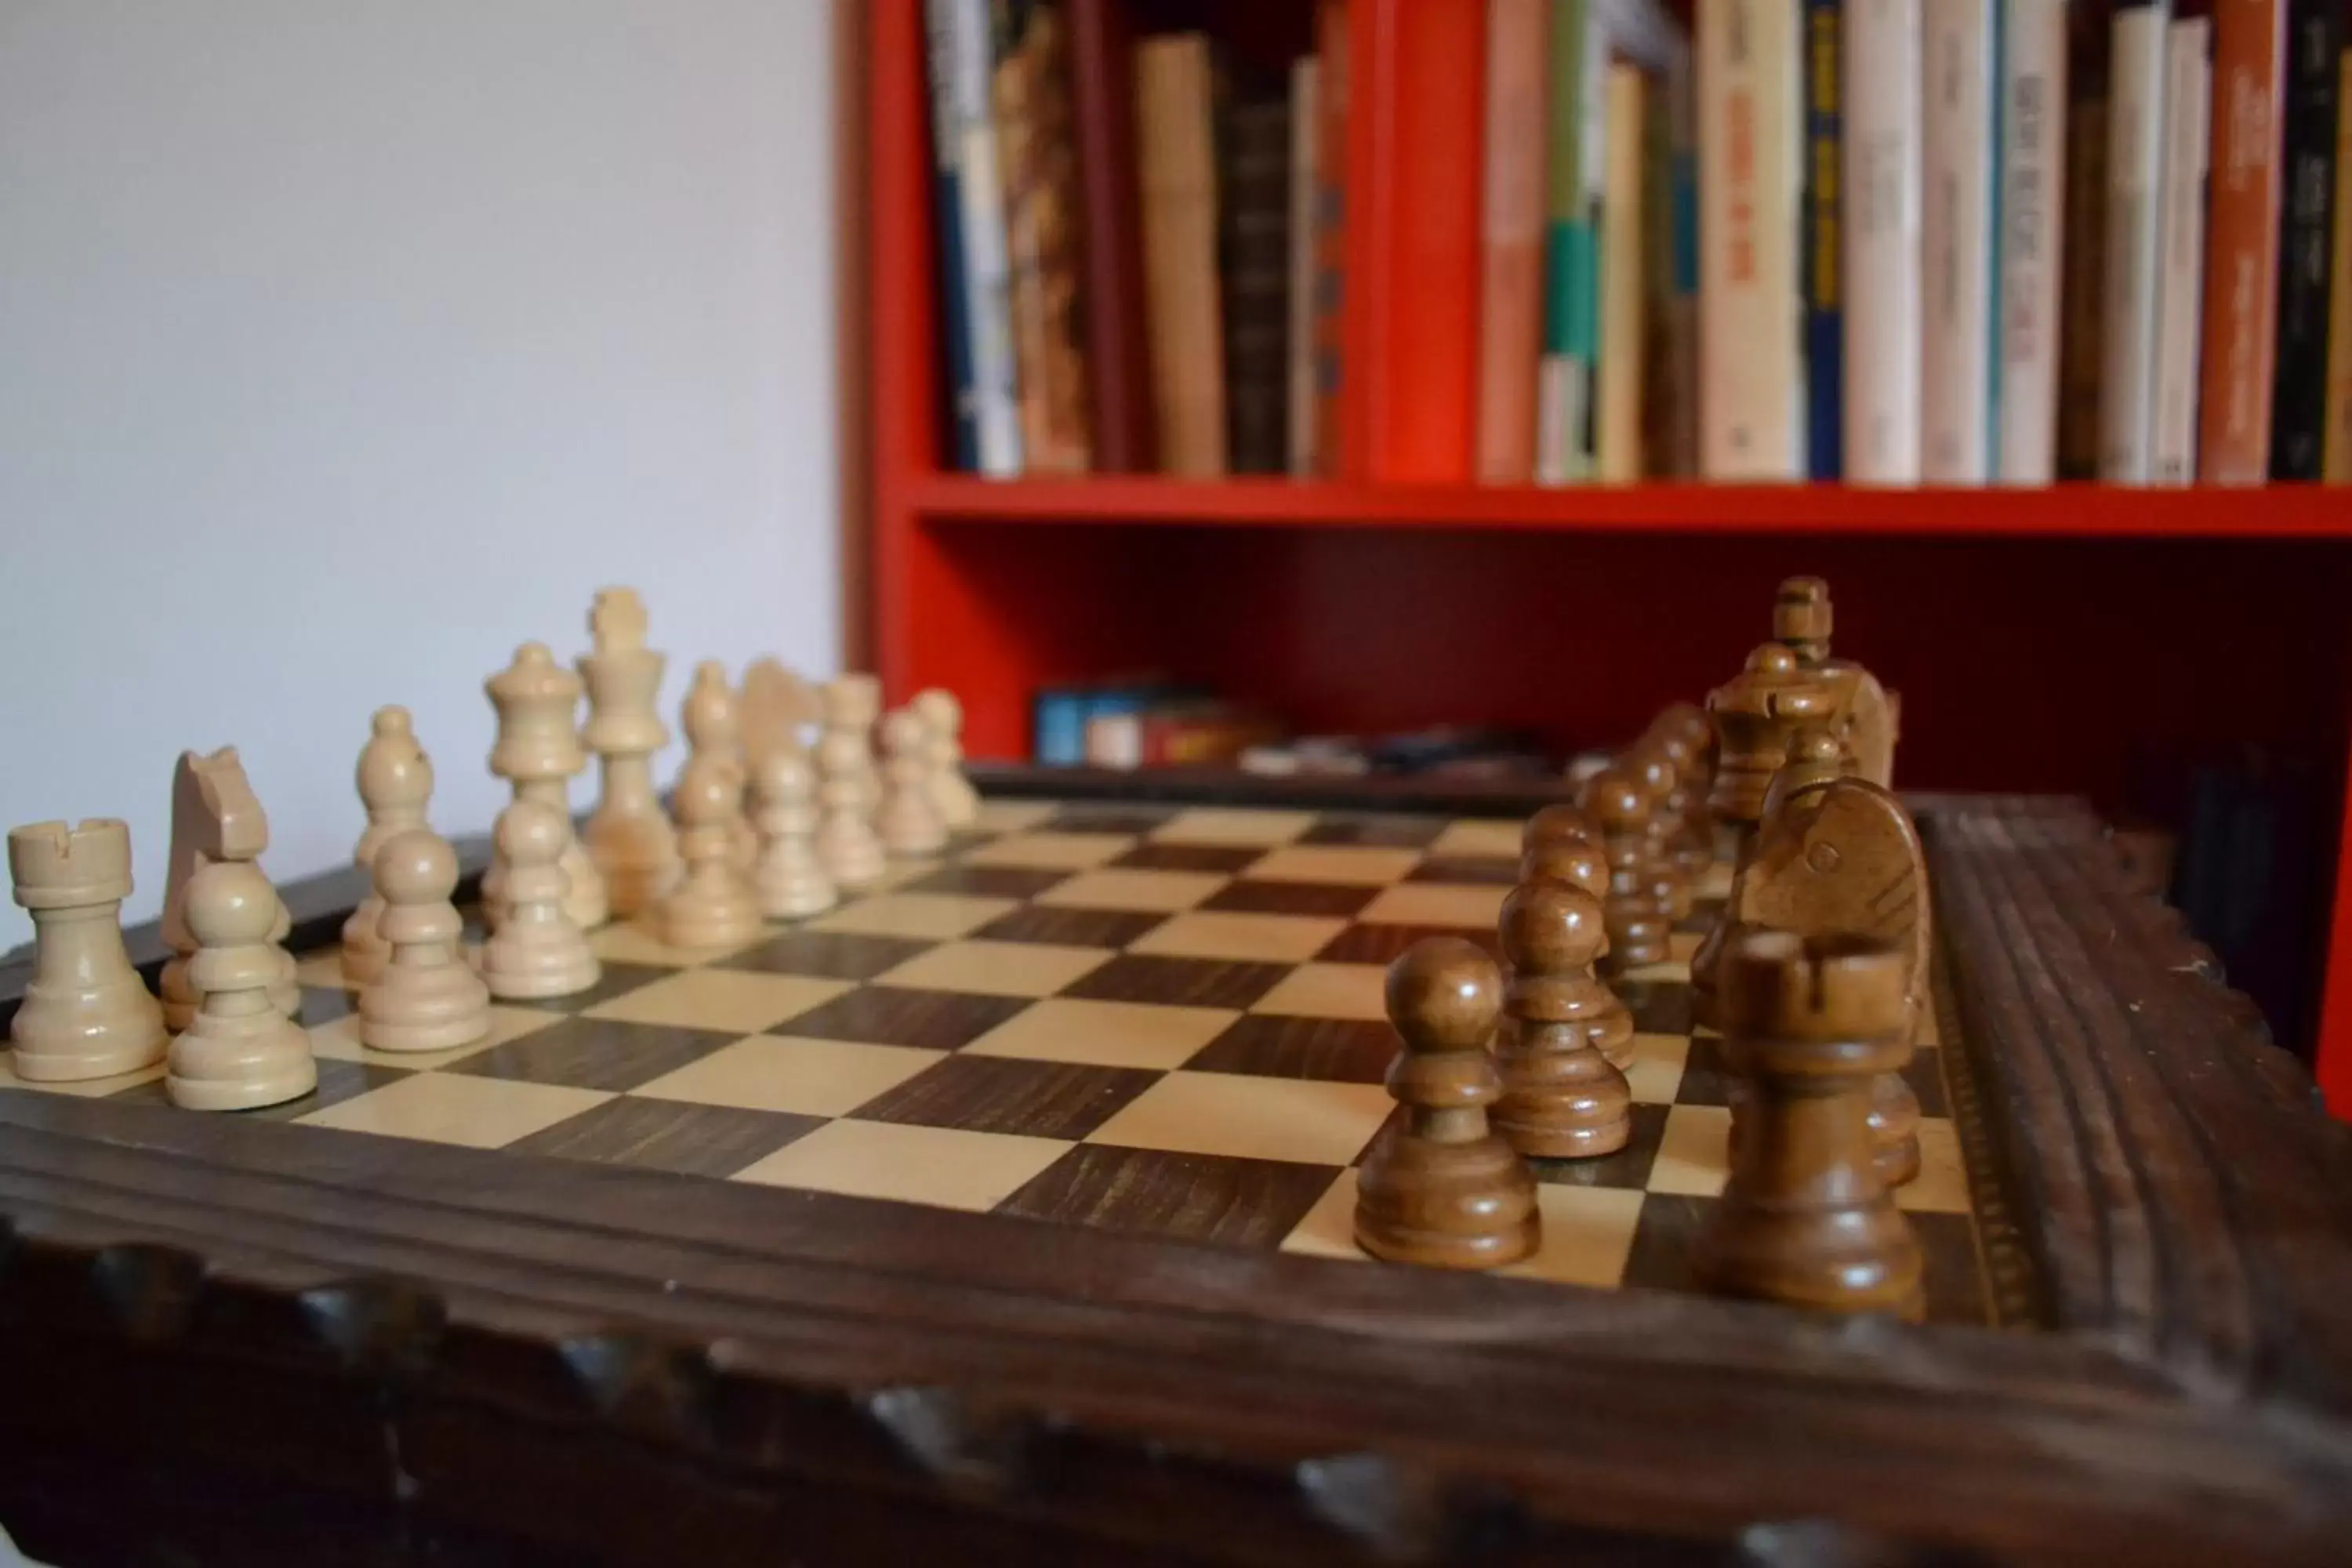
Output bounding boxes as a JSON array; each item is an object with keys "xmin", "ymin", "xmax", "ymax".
[{"xmin": 0, "ymin": 797, "xmax": 2000, "ymax": 1324}]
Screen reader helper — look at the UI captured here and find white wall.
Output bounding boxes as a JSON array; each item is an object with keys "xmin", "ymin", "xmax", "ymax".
[{"xmin": 0, "ymin": 0, "xmax": 842, "ymax": 948}]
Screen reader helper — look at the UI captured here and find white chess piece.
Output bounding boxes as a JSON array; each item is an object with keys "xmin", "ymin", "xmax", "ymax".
[
  {"xmin": 818, "ymin": 674, "xmax": 884, "ymax": 821},
  {"xmin": 876, "ymin": 710, "xmax": 948, "ymax": 856},
  {"xmin": 358, "ymin": 829, "xmax": 492, "ymax": 1053},
  {"xmin": 165, "ymin": 858, "xmax": 317, "ymax": 1110},
  {"xmin": 749, "ymin": 749, "xmax": 837, "ymax": 918},
  {"xmin": 814, "ymin": 728, "xmax": 887, "ymax": 891},
  {"xmin": 911, "ymin": 688, "xmax": 980, "ymax": 829},
  {"xmin": 485, "ymin": 642, "xmax": 608, "ymax": 931},
  {"xmin": 579, "ymin": 588, "xmax": 681, "ymax": 916},
  {"xmin": 158, "ymin": 747, "xmax": 289, "ymax": 1031},
  {"xmin": 7, "ymin": 818, "xmax": 168, "ymax": 1080},
  {"xmin": 342, "ymin": 706, "xmax": 434, "ymax": 986},
  {"xmin": 656, "ymin": 754, "xmax": 764, "ymax": 949},
  {"xmin": 480, "ymin": 800, "xmax": 601, "ymax": 1000},
  {"xmin": 681, "ymin": 659, "xmax": 758, "ymax": 872}
]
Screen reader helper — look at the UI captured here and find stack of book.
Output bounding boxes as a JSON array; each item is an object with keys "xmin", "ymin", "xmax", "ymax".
[{"xmin": 924, "ymin": 0, "xmax": 2352, "ymax": 488}]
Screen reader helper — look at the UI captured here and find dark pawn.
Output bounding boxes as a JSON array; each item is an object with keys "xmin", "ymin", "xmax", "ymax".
[
  {"xmin": 1641, "ymin": 716, "xmax": 1717, "ymax": 891},
  {"xmin": 1354, "ymin": 937, "xmax": 1541, "ymax": 1270},
  {"xmin": 1522, "ymin": 802, "xmax": 1598, "ymax": 855},
  {"xmin": 1515, "ymin": 837, "xmax": 1634, "ymax": 1070},
  {"xmin": 1494, "ymin": 880, "xmax": 1632, "ymax": 1159},
  {"xmin": 1579, "ymin": 768, "xmax": 1673, "ymax": 977},
  {"xmin": 1693, "ymin": 929, "xmax": 1924, "ymax": 1320},
  {"xmin": 1621, "ymin": 744, "xmax": 1694, "ymax": 922}
]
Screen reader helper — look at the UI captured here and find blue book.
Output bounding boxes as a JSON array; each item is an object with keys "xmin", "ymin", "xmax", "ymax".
[
  {"xmin": 924, "ymin": 0, "xmax": 980, "ymax": 472},
  {"xmin": 1801, "ymin": 0, "xmax": 1844, "ymax": 480}
]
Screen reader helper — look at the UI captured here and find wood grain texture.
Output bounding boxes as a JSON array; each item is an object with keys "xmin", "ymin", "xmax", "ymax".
[{"xmin": 0, "ymin": 787, "xmax": 2348, "ymax": 1564}]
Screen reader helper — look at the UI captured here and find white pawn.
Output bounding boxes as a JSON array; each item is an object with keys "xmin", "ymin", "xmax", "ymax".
[
  {"xmin": 815, "ymin": 728, "xmax": 887, "ymax": 891},
  {"xmin": 749, "ymin": 750, "xmax": 837, "ymax": 918},
  {"xmin": 342, "ymin": 706, "xmax": 434, "ymax": 986},
  {"xmin": 657, "ymin": 755, "xmax": 764, "ymax": 949},
  {"xmin": 682, "ymin": 660, "xmax": 758, "ymax": 872},
  {"xmin": 912, "ymin": 688, "xmax": 980, "ymax": 829},
  {"xmin": 358, "ymin": 829, "xmax": 491, "ymax": 1053},
  {"xmin": 481, "ymin": 800, "xmax": 601, "ymax": 1000},
  {"xmin": 8, "ymin": 818, "xmax": 169, "ymax": 1081},
  {"xmin": 818, "ymin": 674, "xmax": 884, "ymax": 819},
  {"xmin": 876, "ymin": 710, "xmax": 948, "ymax": 856},
  {"xmin": 165, "ymin": 858, "xmax": 317, "ymax": 1111}
]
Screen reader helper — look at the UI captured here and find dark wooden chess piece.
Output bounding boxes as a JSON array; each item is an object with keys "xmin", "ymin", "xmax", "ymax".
[
  {"xmin": 1493, "ymin": 880, "xmax": 1632, "ymax": 1159},
  {"xmin": 1515, "ymin": 837, "xmax": 1635, "ymax": 1070},
  {"xmin": 1622, "ymin": 742, "xmax": 1695, "ymax": 922},
  {"xmin": 1578, "ymin": 768, "xmax": 1674, "ymax": 978},
  {"xmin": 1354, "ymin": 938, "xmax": 1541, "ymax": 1270},
  {"xmin": 1522, "ymin": 802, "xmax": 1598, "ymax": 854},
  {"xmin": 1642, "ymin": 710, "xmax": 1716, "ymax": 891},
  {"xmin": 1772, "ymin": 575, "xmax": 1899, "ymax": 789},
  {"xmin": 1692, "ymin": 927, "xmax": 1925, "ymax": 1321}
]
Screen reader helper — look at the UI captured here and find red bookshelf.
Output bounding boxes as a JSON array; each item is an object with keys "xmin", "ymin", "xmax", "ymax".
[{"xmin": 862, "ymin": 0, "xmax": 2352, "ymax": 1115}]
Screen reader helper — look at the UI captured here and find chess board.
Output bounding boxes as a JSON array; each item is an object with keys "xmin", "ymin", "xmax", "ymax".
[{"xmin": 0, "ymin": 793, "xmax": 2009, "ymax": 1325}]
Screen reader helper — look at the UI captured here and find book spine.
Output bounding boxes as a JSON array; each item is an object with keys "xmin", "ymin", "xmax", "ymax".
[
  {"xmin": 2151, "ymin": 11, "xmax": 2215, "ymax": 485},
  {"xmin": 924, "ymin": 0, "xmax": 982, "ymax": 472},
  {"xmin": 1844, "ymin": 0, "xmax": 1925, "ymax": 484},
  {"xmin": 947, "ymin": 0, "xmax": 1025, "ymax": 477},
  {"xmin": 1802, "ymin": 0, "xmax": 1845, "ymax": 478},
  {"xmin": 1998, "ymin": 0, "xmax": 2068, "ymax": 484},
  {"xmin": 1478, "ymin": 0, "xmax": 1552, "ymax": 483},
  {"xmin": 2271, "ymin": 0, "xmax": 2346, "ymax": 477},
  {"xmin": 1922, "ymin": 0, "xmax": 1998, "ymax": 482},
  {"xmin": 1641, "ymin": 53, "xmax": 1685, "ymax": 475},
  {"xmin": 2100, "ymin": 0, "xmax": 2171, "ymax": 482},
  {"xmin": 1069, "ymin": 0, "xmax": 1157, "ymax": 472},
  {"xmin": 1669, "ymin": 38, "xmax": 1704, "ymax": 476},
  {"xmin": 2327, "ymin": 46, "xmax": 2352, "ymax": 479},
  {"xmin": 1134, "ymin": 34, "xmax": 1229, "ymax": 476},
  {"xmin": 2198, "ymin": 0, "xmax": 2287, "ymax": 485},
  {"xmin": 1599, "ymin": 62, "xmax": 1650, "ymax": 481},
  {"xmin": 1312, "ymin": 0, "xmax": 1351, "ymax": 479},
  {"xmin": 1700, "ymin": 0, "xmax": 1807, "ymax": 478},
  {"xmin": 997, "ymin": 2, "xmax": 1094, "ymax": 476},
  {"xmin": 1288, "ymin": 59, "xmax": 1323, "ymax": 477},
  {"xmin": 1221, "ymin": 97, "xmax": 1296, "ymax": 476},
  {"xmin": 2057, "ymin": 2, "xmax": 2114, "ymax": 477},
  {"xmin": 1539, "ymin": 0, "xmax": 1595, "ymax": 483}
]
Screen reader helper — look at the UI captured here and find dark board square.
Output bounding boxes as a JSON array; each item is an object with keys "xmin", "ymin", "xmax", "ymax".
[
  {"xmin": 109, "ymin": 1057, "xmax": 411, "ymax": 1122},
  {"xmin": 1298, "ymin": 814, "xmax": 1448, "ymax": 848},
  {"xmin": 850, "ymin": 1053, "xmax": 1158, "ymax": 1139},
  {"xmin": 1406, "ymin": 855, "xmax": 1522, "ymax": 887},
  {"xmin": 1525, "ymin": 1102, "xmax": 1670, "ymax": 1191},
  {"xmin": 897, "ymin": 864, "xmax": 1073, "ymax": 899},
  {"xmin": 1913, "ymin": 1209, "xmax": 1991, "ymax": 1327},
  {"xmin": 506, "ymin": 1097, "xmax": 824, "ymax": 1178},
  {"xmin": 717, "ymin": 931, "xmax": 935, "ymax": 982},
  {"xmin": 1061, "ymin": 953, "xmax": 1294, "ymax": 1011},
  {"xmin": 508, "ymin": 961, "xmax": 674, "ymax": 1014},
  {"xmin": 1675, "ymin": 1033, "xmax": 1737, "ymax": 1107},
  {"xmin": 1109, "ymin": 842, "xmax": 1265, "ymax": 873},
  {"xmin": 1619, "ymin": 1192, "xmax": 1711, "ymax": 1297},
  {"xmin": 1621, "ymin": 1196, "xmax": 1990, "ymax": 1328},
  {"xmin": 1046, "ymin": 805, "xmax": 1179, "ymax": 834},
  {"xmin": 1905, "ymin": 1046, "xmax": 1950, "ymax": 1119},
  {"xmin": 1199, "ymin": 880, "xmax": 1381, "ymax": 918},
  {"xmin": 1000, "ymin": 1145, "xmax": 1341, "ymax": 1246},
  {"xmin": 296, "ymin": 985, "xmax": 354, "ymax": 1026},
  {"xmin": 445, "ymin": 1018, "xmax": 738, "ymax": 1093},
  {"xmin": 972, "ymin": 904, "xmax": 1168, "ymax": 949},
  {"xmin": 776, "ymin": 985, "xmax": 1033, "ymax": 1051},
  {"xmin": 1186, "ymin": 1015, "xmax": 1395, "ymax": 1083},
  {"xmin": 1316, "ymin": 924, "xmax": 1504, "ymax": 967},
  {"xmin": 1621, "ymin": 976, "xmax": 1695, "ymax": 1037}
]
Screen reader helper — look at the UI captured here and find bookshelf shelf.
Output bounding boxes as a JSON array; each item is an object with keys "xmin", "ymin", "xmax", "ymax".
[{"xmin": 905, "ymin": 474, "xmax": 2352, "ymax": 539}]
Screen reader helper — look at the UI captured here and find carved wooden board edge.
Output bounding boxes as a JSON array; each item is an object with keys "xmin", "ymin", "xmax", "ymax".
[
  {"xmin": 1, "ymin": 1097, "xmax": 2350, "ymax": 1564},
  {"xmin": 1915, "ymin": 795, "xmax": 2352, "ymax": 1421},
  {"xmin": 967, "ymin": 763, "xmax": 1579, "ymax": 817}
]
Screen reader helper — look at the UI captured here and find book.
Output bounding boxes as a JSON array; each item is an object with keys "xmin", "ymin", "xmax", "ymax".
[
  {"xmin": 1640, "ymin": 53, "xmax": 1687, "ymax": 475},
  {"xmin": 940, "ymin": 0, "xmax": 1024, "ymax": 477},
  {"xmin": 2057, "ymin": 1, "xmax": 2114, "ymax": 477},
  {"xmin": 1221, "ymin": 93, "xmax": 1295, "ymax": 475},
  {"xmin": 1539, "ymin": 0, "xmax": 1599, "ymax": 483},
  {"xmin": 1844, "ymin": 0, "xmax": 1925, "ymax": 484},
  {"xmin": 1802, "ymin": 0, "xmax": 1845, "ymax": 479},
  {"xmin": 1134, "ymin": 33, "xmax": 1229, "ymax": 476},
  {"xmin": 1068, "ymin": 0, "xmax": 1157, "ymax": 472},
  {"xmin": 923, "ymin": 0, "xmax": 981, "ymax": 472},
  {"xmin": 2150, "ymin": 8, "xmax": 2214, "ymax": 485},
  {"xmin": 1477, "ymin": 0, "xmax": 1552, "ymax": 484},
  {"xmin": 1312, "ymin": 0, "xmax": 1352, "ymax": 479},
  {"xmin": 1997, "ymin": 0, "xmax": 2070, "ymax": 484},
  {"xmin": 1700, "ymin": 0, "xmax": 1807, "ymax": 479},
  {"xmin": 1287, "ymin": 58, "xmax": 1322, "ymax": 477},
  {"xmin": 2198, "ymin": 0, "xmax": 2287, "ymax": 485},
  {"xmin": 2327, "ymin": 43, "xmax": 2352, "ymax": 480},
  {"xmin": 2271, "ymin": 0, "xmax": 2347, "ymax": 477},
  {"xmin": 1922, "ymin": 0, "xmax": 1998, "ymax": 483},
  {"xmin": 2100, "ymin": 0, "xmax": 2171, "ymax": 482},
  {"xmin": 1664, "ymin": 50, "xmax": 1703, "ymax": 475},
  {"xmin": 1599, "ymin": 61, "xmax": 1649, "ymax": 481},
  {"xmin": 995, "ymin": 1, "xmax": 1093, "ymax": 476}
]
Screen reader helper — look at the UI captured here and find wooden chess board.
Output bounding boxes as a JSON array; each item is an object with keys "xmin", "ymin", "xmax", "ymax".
[{"xmin": 0, "ymin": 793, "xmax": 2009, "ymax": 1324}]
